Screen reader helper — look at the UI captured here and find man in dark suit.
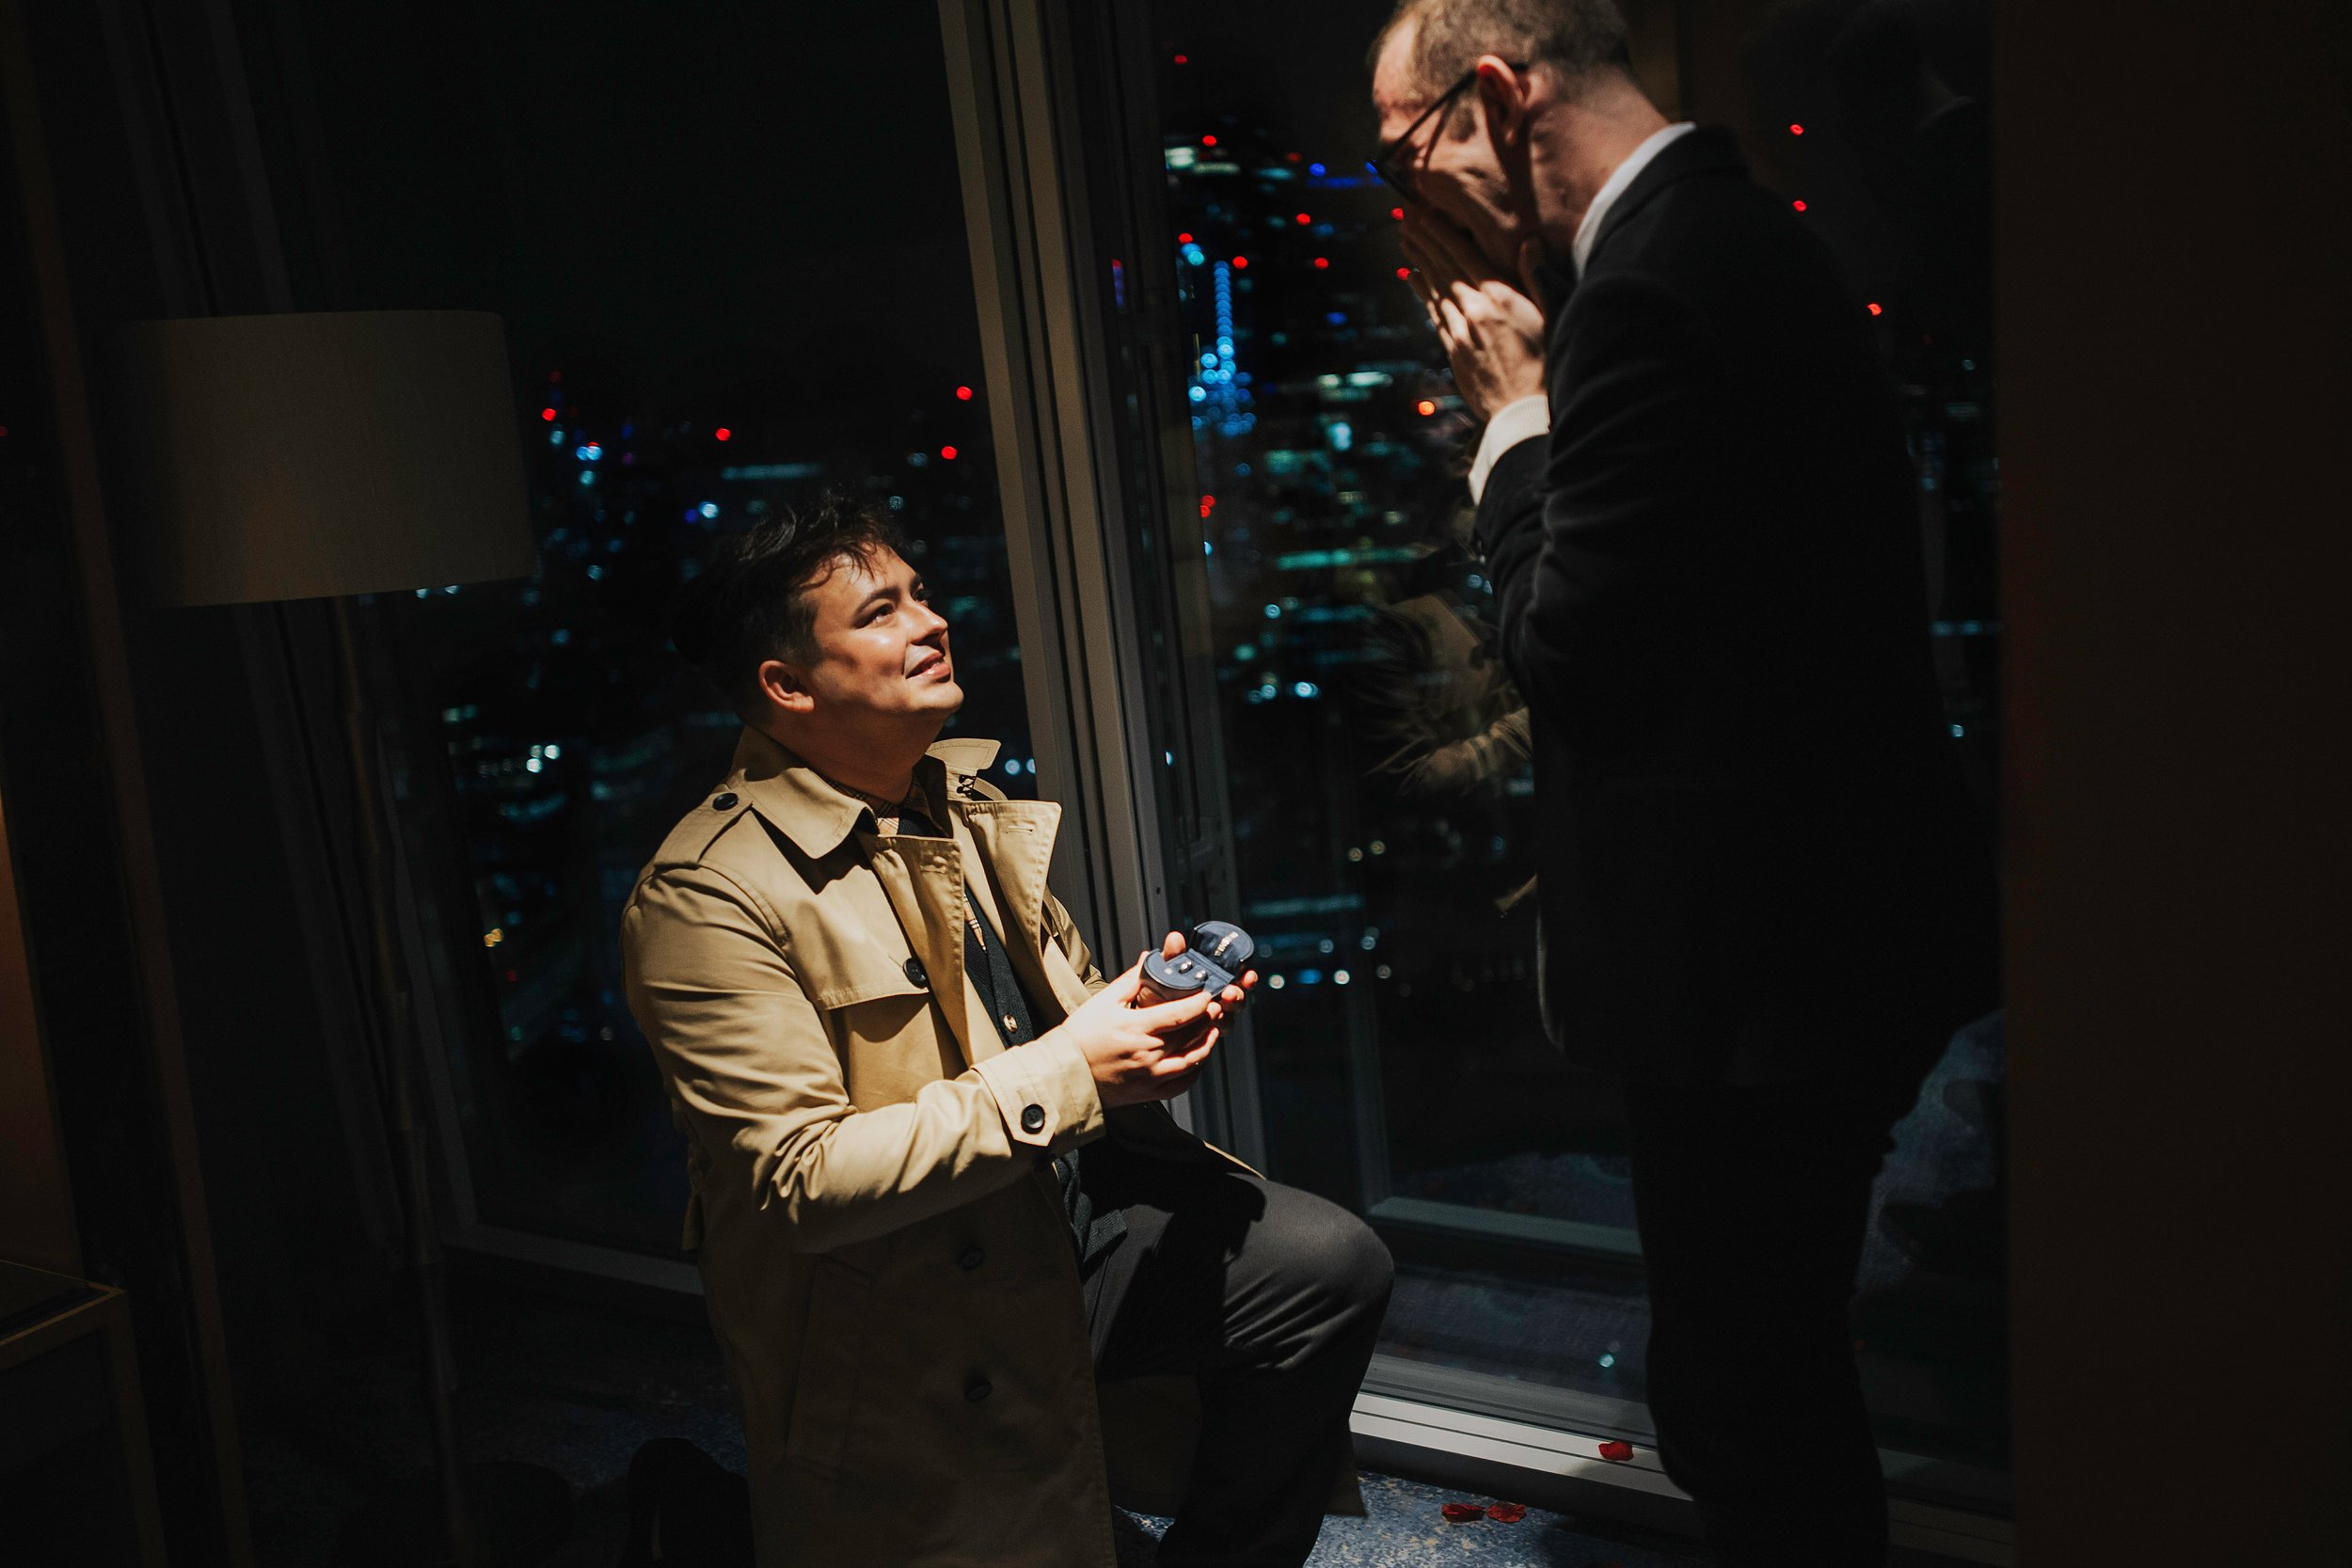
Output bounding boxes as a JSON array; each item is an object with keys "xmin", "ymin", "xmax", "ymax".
[{"xmin": 1370, "ymin": 3, "xmax": 1998, "ymax": 1562}]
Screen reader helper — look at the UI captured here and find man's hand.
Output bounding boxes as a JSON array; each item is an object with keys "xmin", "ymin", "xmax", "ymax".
[
  {"xmin": 1049, "ymin": 945, "xmax": 1225, "ymax": 1108},
  {"xmin": 1400, "ymin": 212, "xmax": 1548, "ymax": 421}
]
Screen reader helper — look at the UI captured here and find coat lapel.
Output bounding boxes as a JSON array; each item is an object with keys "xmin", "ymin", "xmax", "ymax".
[{"xmin": 958, "ymin": 800, "xmax": 1092, "ymax": 1020}]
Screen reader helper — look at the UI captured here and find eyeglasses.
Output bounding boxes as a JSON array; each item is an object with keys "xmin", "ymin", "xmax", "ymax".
[{"xmin": 1369, "ymin": 61, "xmax": 1530, "ymax": 205}]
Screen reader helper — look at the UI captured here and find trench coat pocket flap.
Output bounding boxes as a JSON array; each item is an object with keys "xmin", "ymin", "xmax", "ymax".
[
  {"xmin": 790, "ymin": 929, "xmax": 930, "ymax": 1012},
  {"xmin": 783, "ymin": 1256, "xmax": 875, "ymax": 1481}
]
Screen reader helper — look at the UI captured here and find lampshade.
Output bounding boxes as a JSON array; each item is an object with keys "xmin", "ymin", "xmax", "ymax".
[{"xmin": 112, "ymin": 310, "xmax": 538, "ymax": 606}]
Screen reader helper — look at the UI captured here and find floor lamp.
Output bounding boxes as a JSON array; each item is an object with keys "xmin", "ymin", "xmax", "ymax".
[{"xmin": 114, "ymin": 310, "xmax": 565, "ymax": 1566}]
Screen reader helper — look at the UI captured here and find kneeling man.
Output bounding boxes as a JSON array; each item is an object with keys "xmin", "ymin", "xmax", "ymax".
[{"xmin": 623, "ymin": 499, "xmax": 1392, "ymax": 1567}]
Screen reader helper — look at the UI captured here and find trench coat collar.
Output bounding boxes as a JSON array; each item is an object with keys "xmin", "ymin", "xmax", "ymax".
[
  {"xmin": 727, "ymin": 727, "xmax": 1079, "ymax": 1067},
  {"xmin": 725, "ymin": 726, "xmax": 1003, "ymax": 858}
]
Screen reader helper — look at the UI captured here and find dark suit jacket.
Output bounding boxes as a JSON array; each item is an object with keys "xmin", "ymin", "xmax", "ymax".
[{"xmin": 1474, "ymin": 127, "xmax": 1996, "ymax": 1087}]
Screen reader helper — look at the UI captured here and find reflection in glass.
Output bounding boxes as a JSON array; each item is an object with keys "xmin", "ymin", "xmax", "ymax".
[{"xmin": 1139, "ymin": 0, "xmax": 2003, "ymax": 1474}]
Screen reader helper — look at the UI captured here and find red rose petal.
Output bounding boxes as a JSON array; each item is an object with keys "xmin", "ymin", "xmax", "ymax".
[
  {"xmin": 1486, "ymin": 1500, "xmax": 1527, "ymax": 1523},
  {"xmin": 1439, "ymin": 1500, "xmax": 1486, "ymax": 1522},
  {"xmin": 1597, "ymin": 1439, "xmax": 1634, "ymax": 1462}
]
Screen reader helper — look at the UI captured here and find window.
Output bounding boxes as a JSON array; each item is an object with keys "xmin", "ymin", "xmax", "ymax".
[
  {"xmin": 1109, "ymin": 0, "xmax": 2007, "ymax": 1483},
  {"xmin": 250, "ymin": 0, "xmax": 1035, "ymax": 1254}
]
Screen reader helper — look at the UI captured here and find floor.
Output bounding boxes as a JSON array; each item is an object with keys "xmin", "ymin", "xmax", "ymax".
[{"xmin": 241, "ymin": 1266, "xmax": 1705, "ymax": 1568}]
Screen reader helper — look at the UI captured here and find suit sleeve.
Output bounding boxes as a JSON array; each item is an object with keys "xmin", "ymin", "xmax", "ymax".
[
  {"xmin": 1474, "ymin": 272, "xmax": 1713, "ymax": 731},
  {"xmin": 623, "ymin": 863, "xmax": 1104, "ymax": 1255}
]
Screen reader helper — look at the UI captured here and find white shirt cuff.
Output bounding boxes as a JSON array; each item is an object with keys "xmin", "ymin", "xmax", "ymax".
[{"xmin": 1468, "ymin": 395, "xmax": 1550, "ymax": 504}]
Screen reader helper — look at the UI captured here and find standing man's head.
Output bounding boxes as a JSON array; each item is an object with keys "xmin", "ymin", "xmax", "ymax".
[
  {"xmin": 1370, "ymin": 0, "xmax": 1667, "ymax": 270},
  {"xmin": 673, "ymin": 498, "xmax": 961, "ymax": 788}
]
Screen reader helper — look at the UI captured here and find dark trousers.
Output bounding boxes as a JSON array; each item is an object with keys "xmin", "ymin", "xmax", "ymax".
[
  {"xmin": 1625, "ymin": 1066, "xmax": 1925, "ymax": 1568},
  {"xmin": 1083, "ymin": 1156, "xmax": 1394, "ymax": 1568}
]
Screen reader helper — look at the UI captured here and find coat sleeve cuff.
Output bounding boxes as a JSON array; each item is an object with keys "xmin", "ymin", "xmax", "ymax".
[
  {"xmin": 1467, "ymin": 395, "xmax": 1549, "ymax": 504},
  {"xmin": 974, "ymin": 1034, "xmax": 1104, "ymax": 1149}
]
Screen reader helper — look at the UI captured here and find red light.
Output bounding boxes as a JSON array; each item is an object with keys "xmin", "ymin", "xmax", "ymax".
[
  {"xmin": 1395, "ymin": 266, "xmax": 1411, "ymax": 280},
  {"xmin": 714, "ymin": 427, "xmax": 732, "ymax": 441},
  {"xmin": 1312, "ymin": 257, "xmax": 1329, "ymax": 270},
  {"xmin": 1200, "ymin": 494, "xmax": 1216, "ymax": 518},
  {"xmin": 1232, "ymin": 255, "xmax": 1248, "ymax": 268},
  {"xmin": 1789, "ymin": 122, "xmax": 1804, "ymax": 135},
  {"xmin": 1792, "ymin": 199, "xmax": 1807, "ymax": 213},
  {"xmin": 1867, "ymin": 302, "xmax": 1883, "ymax": 316},
  {"xmin": 956, "ymin": 385, "xmax": 974, "ymax": 401},
  {"xmin": 1177, "ymin": 231, "xmax": 1193, "ymax": 243},
  {"xmin": 503, "ymin": 970, "xmax": 517, "ymax": 983},
  {"xmin": 540, "ymin": 407, "xmax": 557, "ymax": 421},
  {"xmin": 548, "ymin": 371, "xmax": 561, "ymax": 383},
  {"xmin": 1202, "ymin": 135, "xmax": 1217, "ymax": 147},
  {"xmin": 1391, "ymin": 207, "xmax": 1405, "ymax": 220},
  {"xmin": 1416, "ymin": 399, "xmax": 1437, "ymax": 416},
  {"xmin": 1286, "ymin": 152, "xmax": 1301, "ymax": 163},
  {"xmin": 940, "ymin": 445, "xmax": 959, "ymax": 461},
  {"xmin": 1172, "ymin": 54, "xmax": 1187, "ymax": 65},
  {"xmin": 1294, "ymin": 212, "xmax": 1311, "ymax": 226}
]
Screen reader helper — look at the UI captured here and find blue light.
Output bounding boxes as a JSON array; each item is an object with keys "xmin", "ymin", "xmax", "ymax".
[
  {"xmin": 1328, "ymin": 421, "xmax": 1353, "ymax": 451},
  {"xmin": 548, "ymin": 428, "xmax": 564, "ymax": 445},
  {"xmin": 1951, "ymin": 723, "xmax": 1966, "ymax": 737},
  {"xmin": 1189, "ymin": 385, "xmax": 1208, "ymax": 404},
  {"xmin": 584, "ymin": 564, "xmax": 604, "ymax": 580},
  {"xmin": 579, "ymin": 468, "xmax": 596, "ymax": 485},
  {"xmin": 1293, "ymin": 680, "xmax": 1319, "ymax": 698},
  {"xmin": 1598, "ymin": 1353, "xmax": 1616, "ymax": 1369},
  {"xmin": 1263, "ymin": 603, "xmax": 1281, "ymax": 619},
  {"xmin": 1201, "ymin": 351, "xmax": 1219, "ymax": 368},
  {"xmin": 1309, "ymin": 162, "xmax": 1326, "ymax": 175},
  {"xmin": 1326, "ymin": 311, "xmax": 1347, "ymax": 326},
  {"xmin": 575, "ymin": 443, "xmax": 603, "ymax": 461},
  {"xmin": 1296, "ymin": 968, "xmax": 1323, "ymax": 985},
  {"xmin": 699, "ymin": 502, "xmax": 720, "ymax": 519},
  {"xmin": 1183, "ymin": 244, "xmax": 1205, "ymax": 266}
]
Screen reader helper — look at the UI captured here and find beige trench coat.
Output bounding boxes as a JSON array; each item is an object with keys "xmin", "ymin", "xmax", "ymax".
[{"xmin": 623, "ymin": 729, "xmax": 1343, "ymax": 1566}]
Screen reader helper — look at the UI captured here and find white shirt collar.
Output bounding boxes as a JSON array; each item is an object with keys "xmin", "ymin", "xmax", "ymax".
[{"xmin": 1570, "ymin": 121, "xmax": 1696, "ymax": 277}]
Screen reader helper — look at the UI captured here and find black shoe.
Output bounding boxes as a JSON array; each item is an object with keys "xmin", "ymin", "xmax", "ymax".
[{"xmin": 620, "ymin": 1439, "xmax": 754, "ymax": 1568}]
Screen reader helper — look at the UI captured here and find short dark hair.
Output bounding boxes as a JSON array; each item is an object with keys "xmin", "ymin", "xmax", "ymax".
[
  {"xmin": 1371, "ymin": 0, "xmax": 1633, "ymax": 106},
  {"xmin": 669, "ymin": 496, "xmax": 908, "ymax": 714}
]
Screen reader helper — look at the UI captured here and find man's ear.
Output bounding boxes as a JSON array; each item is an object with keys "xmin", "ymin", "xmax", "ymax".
[
  {"xmin": 756, "ymin": 657, "xmax": 816, "ymax": 715},
  {"xmin": 1474, "ymin": 55, "xmax": 1530, "ymax": 148}
]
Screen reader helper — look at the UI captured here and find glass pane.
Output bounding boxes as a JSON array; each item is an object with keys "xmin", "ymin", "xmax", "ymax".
[
  {"xmin": 254, "ymin": 0, "xmax": 1032, "ymax": 1254},
  {"xmin": 1130, "ymin": 0, "xmax": 2005, "ymax": 1475}
]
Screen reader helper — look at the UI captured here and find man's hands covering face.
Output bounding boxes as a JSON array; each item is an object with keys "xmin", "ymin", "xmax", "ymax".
[{"xmin": 1400, "ymin": 211, "xmax": 1549, "ymax": 422}]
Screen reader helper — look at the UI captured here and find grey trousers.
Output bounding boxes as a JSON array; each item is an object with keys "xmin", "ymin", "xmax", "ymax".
[{"xmin": 1082, "ymin": 1154, "xmax": 1393, "ymax": 1568}]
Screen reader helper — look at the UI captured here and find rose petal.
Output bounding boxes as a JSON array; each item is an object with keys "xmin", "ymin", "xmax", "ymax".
[
  {"xmin": 1439, "ymin": 1501, "xmax": 1486, "ymax": 1522},
  {"xmin": 1597, "ymin": 1439, "xmax": 1634, "ymax": 1462},
  {"xmin": 1486, "ymin": 1501, "xmax": 1527, "ymax": 1523}
]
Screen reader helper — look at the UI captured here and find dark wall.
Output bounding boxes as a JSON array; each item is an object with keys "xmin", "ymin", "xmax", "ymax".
[{"xmin": 1998, "ymin": 0, "xmax": 2352, "ymax": 1560}]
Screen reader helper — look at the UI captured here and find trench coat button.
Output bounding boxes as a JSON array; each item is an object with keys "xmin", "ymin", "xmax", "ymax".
[
  {"xmin": 1020, "ymin": 1104, "xmax": 1045, "ymax": 1134},
  {"xmin": 1002, "ymin": 1012, "xmax": 1021, "ymax": 1035},
  {"xmin": 710, "ymin": 792, "xmax": 739, "ymax": 810},
  {"xmin": 904, "ymin": 957, "xmax": 929, "ymax": 988},
  {"xmin": 958, "ymin": 1245, "xmax": 985, "ymax": 1271},
  {"xmin": 965, "ymin": 1380, "xmax": 993, "ymax": 1403}
]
